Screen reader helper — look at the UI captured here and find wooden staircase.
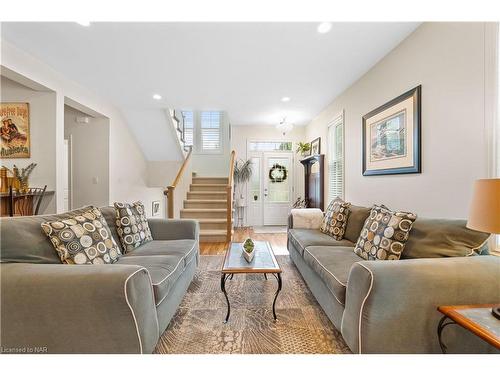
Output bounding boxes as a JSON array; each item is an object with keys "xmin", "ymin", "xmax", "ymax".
[{"xmin": 180, "ymin": 176, "xmax": 232, "ymax": 242}]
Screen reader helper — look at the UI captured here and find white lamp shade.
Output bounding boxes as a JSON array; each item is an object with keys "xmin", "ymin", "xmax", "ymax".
[{"xmin": 466, "ymin": 178, "xmax": 500, "ymax": 234}]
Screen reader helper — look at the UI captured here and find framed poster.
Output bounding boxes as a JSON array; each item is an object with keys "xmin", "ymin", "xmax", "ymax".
[
  {"xmin": 362, "ymin": 86, "xmax": 421, "ymax": 176},
  {"xmin": 1, "ymin": 103, "xmax": 31, "ymax": 158},
  {"xmin": 310, "ymin": 137, "xmax": 321, "ymax": 155},
  {"xmin": 152, "ymin": 200, "xmax": 160, "ymax": 216}
]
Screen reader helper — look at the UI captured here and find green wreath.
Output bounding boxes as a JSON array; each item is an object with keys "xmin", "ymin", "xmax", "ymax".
[{"xmin": 269, "ymin": 163, "xmax": 288, "ymax": 183}]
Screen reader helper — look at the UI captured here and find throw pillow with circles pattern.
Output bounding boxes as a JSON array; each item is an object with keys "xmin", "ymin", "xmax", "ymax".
[
  {"xmin": 41, "ymin": 206, "xmax": 122, "ymax": 264},
  {"xmin": 320, "ymin": 197, "xmax": 351, "ymax": 240},
  {"xmin": 354, "ymin": 205, "xmax": 417, "ymax": 261},
  {"xmin": 114, "ymin": 201, "xmax": 153, "ymax": 253}
]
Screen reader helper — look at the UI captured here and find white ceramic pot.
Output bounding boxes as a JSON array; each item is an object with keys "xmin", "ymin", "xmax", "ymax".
[{"xmin": 243, "ymin": 248, "xmax": 255, "ymax": 263}]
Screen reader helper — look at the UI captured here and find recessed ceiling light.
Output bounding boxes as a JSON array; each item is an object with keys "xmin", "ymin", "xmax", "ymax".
[
  {"xmin": 281, "ymin": 97, "xmax": 291, "ymax": 102},
  {"xmin": 76, "ymin": 21, "xmax": 91, "ymax": 27},
  {"xmin": 152, "ymin": 94, "xmax": 162, "ymax": 100},
  {"xmin": 317, "ymin": 22, "xmax": 332, "ymax": 34}
]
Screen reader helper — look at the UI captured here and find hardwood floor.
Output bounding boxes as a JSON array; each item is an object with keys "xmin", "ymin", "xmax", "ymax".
[{"xmin": 199, "ymin": 227, "xmax": 289, "ymax": 255}]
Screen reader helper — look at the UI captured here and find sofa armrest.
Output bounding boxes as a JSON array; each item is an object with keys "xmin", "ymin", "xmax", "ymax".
[
  {"xmin": 342, "ymin": 256, "xmax": 500, "ymax": 353},
  {"xmin": 148, "ymin": 218, "xmax": 199, "ymax": 241},
  {"xmin": 1, "ymin": 263, "xmax": 159, "ymax": 353}
]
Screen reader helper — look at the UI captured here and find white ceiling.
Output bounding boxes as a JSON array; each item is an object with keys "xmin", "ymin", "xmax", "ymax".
[
  {"xmin": 1, "ymin": 22, "xmax": 419, "ymax": 126},
  {"xmin": 1, "ymin": 22, "xmax": 419, "ymax": 161}
]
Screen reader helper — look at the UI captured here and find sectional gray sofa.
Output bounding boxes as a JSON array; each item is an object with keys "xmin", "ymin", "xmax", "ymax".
[
  {"xmin": 288, "ymin": 205, "xmax": 500, "ymax": 354},
  {"xmin": 0, "ymin": 206, "xmax": 199, "ymax": 354}
]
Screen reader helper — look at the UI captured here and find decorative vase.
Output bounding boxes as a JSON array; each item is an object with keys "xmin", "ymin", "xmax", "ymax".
[{"xmin": 243, "ymin": 248, "xmax": 255, "ymax": 263}]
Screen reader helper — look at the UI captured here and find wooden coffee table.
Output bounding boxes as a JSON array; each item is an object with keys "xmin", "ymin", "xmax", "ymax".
[
  {"xmin": 221, "ymin": 241, "xmax": 282, "ymax": 323},
  {"xmin": 437, "ymin": 304, "xmax": 500, "ymax": 353}
]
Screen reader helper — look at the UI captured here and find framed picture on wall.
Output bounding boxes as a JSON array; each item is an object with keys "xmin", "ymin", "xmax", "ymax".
[
  {"xmin": 362, "ymin": 85, "xmax": 421, "ymax": 176},
  {"xmin": 0, "ymin": 102, "xmax": 31, "ymax": 158},
  {"xmin": 310, "ymin": 137, "xmax": 321, "ymax": 155},
  {"xmin": 152, "ymin": 201, "xmax": 160, "ymax": 216}
]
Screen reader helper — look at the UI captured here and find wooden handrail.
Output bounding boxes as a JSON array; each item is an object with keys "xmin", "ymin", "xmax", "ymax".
[
  {"xmin": 164, "ymin": 147, "xmax": 193, "ymax": 218},
  {"xmin": 226, "ymin": 150, "xmax": 236, "ymax": 241}
]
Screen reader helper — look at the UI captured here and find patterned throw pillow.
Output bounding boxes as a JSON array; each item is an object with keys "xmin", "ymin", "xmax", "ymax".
[
  {"xmin": 354, "ymin": 205, "xmax": 417, "ymax": 260},
  {"xmin": 41, "ymin": 207, "xmax": 121, "ymax": 264},
  {"xmin": 320, "ymin": 197, "xmax": 351, "ymax": 240},
  {"xmin": 114, "ymin": 201, "xmax": 153, "ymax": 253}
]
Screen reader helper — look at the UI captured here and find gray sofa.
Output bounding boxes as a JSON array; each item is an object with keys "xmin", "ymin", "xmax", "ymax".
[
  {"xmin": 0, "ymin": 206, "xmax": 199, "ymax": 353},
  {"xmin": 288, "ymin": 205, "xmax": 500, "ymax": 354}
]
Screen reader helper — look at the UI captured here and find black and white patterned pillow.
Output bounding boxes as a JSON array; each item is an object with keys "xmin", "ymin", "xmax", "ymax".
[
  {"xmin": 114, "ymin": 201, "xmax": 153, "ymax": 253},
  {"xmin": 320, "ymin": 197, "xmax": 351, "ymax": 240},
  {"xmin": 41, "ymin": 207, "xmax": 121, "ymax": 264},
  {"xmin": 354, "ymin": 205, "xmax": 417, "ymax": 260}
]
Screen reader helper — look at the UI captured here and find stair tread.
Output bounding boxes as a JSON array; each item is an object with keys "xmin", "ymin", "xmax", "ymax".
[
  {"xmin": 187, "ymin": 191, "xmax": 226, "ymax": 194},
  {"xmin": 197, "ymin": 218, "xmax": 229, "ymax": 222},
  {"xmin": 191, "ymin": 183, "xmax": 227, "ymax": 186},
  {"xmin": 184, "ymin": 199, "xmax": 227, "ymax": 203},
  {"xmin": 181, "ymin": 208, "xmax": 227, "ymax": 212}
]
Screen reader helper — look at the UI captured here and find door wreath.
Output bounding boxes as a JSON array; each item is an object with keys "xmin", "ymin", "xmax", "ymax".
[{"xmin": 269, "ymin": 163, "xmax": 288, "ymax": 183}]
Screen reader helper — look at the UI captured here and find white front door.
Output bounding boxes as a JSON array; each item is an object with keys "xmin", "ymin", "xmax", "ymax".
[{"xmin": 263, "ymin": 153, "xmax": 293, "ymax": 225}]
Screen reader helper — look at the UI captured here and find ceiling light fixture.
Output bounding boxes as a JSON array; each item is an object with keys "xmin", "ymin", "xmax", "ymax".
[
  {"xmin": 76, "ymin": 21, "xmax": 91, "ymax": 27},
  {"xmin": 276, "ymin": 117, "xmax": 294, "ymax": 135},
  {"xmin": 281, "ymin": 97, "xmax": 291, "ymax": 102},
  {"xmin": 152, "ymin": 94, "xmax": 162, "ymax": 100},
  {"xmin": 317, "ymin": 22, "xmax": 332, "ymax": 34}
]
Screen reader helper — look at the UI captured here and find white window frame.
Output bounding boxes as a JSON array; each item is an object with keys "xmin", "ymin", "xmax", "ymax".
[
  {"xmin": 327, "ymin": 111, "xmax": 345, "ymax": 202},
  {"xmin": 196, "ymin": 111, "xmax": 223, "ymax": 154}
]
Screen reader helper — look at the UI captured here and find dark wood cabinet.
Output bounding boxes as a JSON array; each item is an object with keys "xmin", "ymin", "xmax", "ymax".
[{"xmin": 300, "ymin": 154, "xmax": 324, "ymax": 211}]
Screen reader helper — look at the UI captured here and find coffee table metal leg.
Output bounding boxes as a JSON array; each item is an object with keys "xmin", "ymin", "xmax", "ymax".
[
  {"xmin": 264, "ymin": 273, "xmax": 268, "ymax": 280},
  {"xmin": 437, "ymin": 316, "xmax": 457, "ymax": 354},
  {"xmin": 221, "ymin": 273, "xmax": 231, "ymax": 323},
  {"xmin": 271, "ymin": 273, "xmax": 282, "ymax": 321}
]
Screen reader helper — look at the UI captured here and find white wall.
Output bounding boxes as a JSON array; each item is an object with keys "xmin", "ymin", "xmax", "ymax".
[
  {"xmin": 64, "ymin": 105, "xmax": 110, "ymax": 209},
  {"xmin": 305, "ymin": 22, "xmax": 497, "ymax": 219},
  {"xmin": 231, "ymin": 125, "xmax": 306, "ymax": 225},
  {"xmin": 1, "ymin": 41, "xmax": 164, "ymax": 217},
  {"xmin": 0, "ymin": 76, "xmax": 56, "ymax": 213}
]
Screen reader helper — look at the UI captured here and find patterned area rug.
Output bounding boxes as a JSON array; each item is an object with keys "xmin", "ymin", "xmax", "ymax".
[{"xmin": 154, "ymin": 255, "xmax": 351, "ymax": 354}]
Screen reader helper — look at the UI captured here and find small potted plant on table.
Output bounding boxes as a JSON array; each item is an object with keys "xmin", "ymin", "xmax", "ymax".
[{"xmin": 242, "ymin": 238, "xmax": 255, "ymax": 262}]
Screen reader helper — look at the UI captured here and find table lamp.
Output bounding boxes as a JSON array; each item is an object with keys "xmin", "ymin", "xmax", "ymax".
[{"xmin": 466, "ymin": 178, "xmax": 500, "ymax": 319}]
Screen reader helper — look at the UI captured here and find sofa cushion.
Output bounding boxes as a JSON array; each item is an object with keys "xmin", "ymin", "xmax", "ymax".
[
  {"xmin": 41, "ymin": 206, "xmax": 122, "ymax": 264},
  {"xmin": 402, "ymin": 218, "xmax": 490, "ymax": 258},
  {"xmin": 354, "ymin": 205, "xmax": 417, "ymax": 261},
  {"xmin": 0, "ymin": 206, "xmax": 94, "ymax": 264},
  {"xmin": 344, "ymin": 205, "xmax": 371, "ymax": 243},
  {"xmin": 122, "ymin": 239, "xmax": 198, "ymax": 268},
  {"xmin": 288, "ymin": 228, "xmax": 355, "ymax": 256},
  {"xmin": 114, "ymin": 201, "xmax": 153, "ymax": 253},
  {"xmin": 303, "ymin": 246, "xmax": 362, "ymax": 305},
  {"xmin": 116, "ymin": 254, "xmax": 190, "ymax": 306},
  {"xmin": 320, "ymin": 197, "xmax": 351, "ymax": 240}
]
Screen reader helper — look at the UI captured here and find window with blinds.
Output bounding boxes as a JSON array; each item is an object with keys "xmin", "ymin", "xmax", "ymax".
[
  {"xmin": 181, "ymin": 111, "xmax": 194, "ymax": 146},
  {"xmin": 200, "ymin": 111, "xmax": 222, "ymax": 152},
  {"xmin": 327, "ymin": 113, "xmax": 344, "ymax": 202}
]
